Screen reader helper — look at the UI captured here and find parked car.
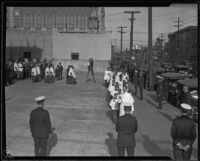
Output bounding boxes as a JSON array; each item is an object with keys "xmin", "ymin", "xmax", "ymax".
[
  {"xmin": 177, "ymin": 78, "xmax": 198, "ymax": 122},
  {"xmin": 161, "ymin": 72, "xmax": 186, "ymax": 105}
]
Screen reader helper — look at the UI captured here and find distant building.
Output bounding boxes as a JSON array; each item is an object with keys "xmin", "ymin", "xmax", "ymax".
[
  {"xmin": 168, "ymin": 26, "xmax": 197, "ymax": 64},
  {"xmin": 6, "ymin": 7, "xmax": 105, "ymax": 33},
  {"xmin": 6, "ymin": 7, "xmax": 111, "ymax": 72}
]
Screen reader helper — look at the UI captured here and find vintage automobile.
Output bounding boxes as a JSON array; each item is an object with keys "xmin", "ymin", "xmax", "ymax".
[
  {"xmin": 177, "ymin": 78, "xmax": 198, "ymax": 122},
  {"xmin": 161, "ymin": 62, "xmax": 172, "ymax": 71},
  {"xmin": 173, "ymin": 64, "xmax": 190, "ymax": 74},
  {"xmin": 161, "ymin": 72, "xmax": 186, "ymax": 105}
]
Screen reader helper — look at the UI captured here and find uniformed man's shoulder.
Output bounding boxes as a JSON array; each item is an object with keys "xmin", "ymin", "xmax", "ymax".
[
  {"xmin": 173, "ymin": 115, "xmax": 192, "ymax": 123},
  {"xmin": 31, "ymin": 107, "xmax": 48, "ymax": 113},
  {"xmin": 121, "ymin": 114, "xmax": 137, "ymax": 120}
]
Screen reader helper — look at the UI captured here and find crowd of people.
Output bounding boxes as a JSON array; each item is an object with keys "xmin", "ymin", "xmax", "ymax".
[
  {"xmin": 5, "ymin": 59, "xmax": 80, "ymax": 85},
  {"xmin": 103, "ymin": 65, "xmax": 197, "ymax": 158}
]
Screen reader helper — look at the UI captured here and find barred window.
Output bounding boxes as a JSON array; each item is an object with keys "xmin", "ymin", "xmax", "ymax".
[
  {"xmin": 35, "ymin": 13, "xmax": 42, "ymax": 29},
  {"xmin": 24, "ymin": 13, "xmax": 32, "ymax": 29},
  {"xmin": 56, "ymin": 13, "xmax": 65, "ymax": 30},
  {"xmin": 46, "ymin": 13, "xmax": 53, "ymax": 29}
]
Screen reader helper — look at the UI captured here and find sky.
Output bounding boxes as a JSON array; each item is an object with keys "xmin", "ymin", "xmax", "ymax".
[{"xmin": 104, "ymin": 4, "xmax": 197, "ymax": 49}]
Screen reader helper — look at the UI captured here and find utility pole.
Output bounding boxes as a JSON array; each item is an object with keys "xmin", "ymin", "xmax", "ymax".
[
  {"xmin": 117, "ymin": 26, "xmax": 127, "ymax": 53},
  {"xmin": 158, "ymin": 34, "xmax": 165, "ymax": 62},
  {"xmin": 124, "ymin": 10, "xmax": 141, "ymax": 52},
  {"xmin": 174, "ymin": 17, "xmax": 183, "ymax": 63},
  {"xmin": 148, "ymin": 7, "xmax": 153, "ymax": 91}
]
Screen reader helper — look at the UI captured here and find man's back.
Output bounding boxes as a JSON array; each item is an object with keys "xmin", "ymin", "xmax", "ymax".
[
  {"xmin": 30, "ymin": 108, "xmax": 51, "ymax": 138},
  {"xmin": 171, "ymin": 115, "xmax": 196, "ymax": 145},
  {"xmin": 116, "ymin": 114, "xmax": 138, "ymax": 147}
]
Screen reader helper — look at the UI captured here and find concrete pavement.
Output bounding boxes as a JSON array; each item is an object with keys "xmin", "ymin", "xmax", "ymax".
[{"xmin": 5, "ymin": 71, "xmax": 198, "ymax": 159}]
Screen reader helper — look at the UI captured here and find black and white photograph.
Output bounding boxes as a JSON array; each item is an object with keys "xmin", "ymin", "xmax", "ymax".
[{"xmin": 2, "ymin": 2, "xmax": 198, "ymax": 160}]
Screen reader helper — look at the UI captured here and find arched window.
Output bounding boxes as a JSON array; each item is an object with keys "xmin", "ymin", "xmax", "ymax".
[
  {"xmin": 67, "ymin": 14, "xmax": 75, "ymax": 32},
  {"xmin": 24, "ymin": 13, "xmax": 32, "ymax": 29},
  {"xmin": 35, "ymin": 13, "xmax": 42, "ymax": 29},
  {"xmin": 56, "ymin": 12, "xmax": 65, "ymax": 30},
  {"xmin": 46, "ymin": 13, "xmax": 53, "ymax": 29},
  {"xmin": 79, "ymin": 15, "xmax": 87, "ymax": 32},
  {"xmin": 14, "ymin": 10, "xmax": 21, "ymax": 28}
]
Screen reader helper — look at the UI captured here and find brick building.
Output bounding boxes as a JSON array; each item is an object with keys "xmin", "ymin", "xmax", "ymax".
[{"xmin": 168, "ymin": 26, "xmax": 197, "ymax": 64}]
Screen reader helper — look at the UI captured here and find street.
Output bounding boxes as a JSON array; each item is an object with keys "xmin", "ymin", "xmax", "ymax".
[{"xmin": 5, "ymin": 71, "xmax": 198, "ymax": 159}]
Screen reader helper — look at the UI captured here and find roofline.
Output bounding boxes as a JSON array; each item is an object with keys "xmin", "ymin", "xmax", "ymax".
[{"xmin": 168, "ymin": 26, "xmax": 197, "ymax": 36}]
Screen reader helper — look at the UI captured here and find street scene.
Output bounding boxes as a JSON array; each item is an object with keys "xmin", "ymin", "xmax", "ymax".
[{"xmin": 4, "ymin": 4, "xmax": 198, "ymax": 160}]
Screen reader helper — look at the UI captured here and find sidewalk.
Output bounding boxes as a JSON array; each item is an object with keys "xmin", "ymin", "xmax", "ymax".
[{"xmin": 127, "ymin": 81, "xmax": 198, "ymax": 159}]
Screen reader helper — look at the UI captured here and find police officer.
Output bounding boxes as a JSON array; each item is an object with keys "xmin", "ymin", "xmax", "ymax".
[
  {"xmin": 138, "ymin": 71, "xmax": 144, "ymax": 100},
  {"xmin": 29, "ymin": 96, "xmax": 52, "ymax": 156},
  {"xmin": 171, "ymin": 103, "xmax": 196, "ymax": 161},
  {"xmin": 116, "ymin": 103, "xmax": 138, "ymax": 156}
]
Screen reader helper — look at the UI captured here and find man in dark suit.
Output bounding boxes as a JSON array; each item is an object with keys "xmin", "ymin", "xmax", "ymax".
[
  {"xmin": 29, "ymin": 96, "xmax": 52, "ymax": 156},
  {"xmin": 171, "ymin": 103, "xmax": 196, "ymax": 161},
  {"xmin": 86, "ymin": 58, "xmax": 96, "ymax": 83},
  {"xmin": 116, "ymin": 103, "xmax": 138, "ymax": 156}
]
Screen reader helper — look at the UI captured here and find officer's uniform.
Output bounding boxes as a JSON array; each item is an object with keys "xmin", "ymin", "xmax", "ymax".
[
  {"xmin": 29, "ymin": 96, "xmax": 52, "ymax": 156},
  {"xmin": 171, "ymin": 103, "xmax": 196, "ymax": 161},
  {"xmin": 116, "ymin": 104, "xmax": 138, "ymax": 156}
]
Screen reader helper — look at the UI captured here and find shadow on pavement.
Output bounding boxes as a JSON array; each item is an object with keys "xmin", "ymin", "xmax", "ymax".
[
  {"xmin": 105, "ymin": 132, "xmax": 118, "ymax": 156},
  {"xmin": 144, "ymin": 98, "xmax": 158, "ymax": 108},
  {"xmin": 46, "ymin": 128, "xmax": 57, "ymax": 156},
  {"xmin": 106, "ymin": 110, "xmax": 113, "ymax": 123},
  {"xmin": 142, "ymin": 135, "xmax": 171, "ymax": 157},
  {"xmin": 158, "ymin": 111, "xmax": 174, "ymax": 122},
  {"xmin": 192, "ymin": 147, "xmax": 198, "ymax": 159},
  {"xmin": 148, "ymin": 93, "xmax": 159, "ymax": 102}
]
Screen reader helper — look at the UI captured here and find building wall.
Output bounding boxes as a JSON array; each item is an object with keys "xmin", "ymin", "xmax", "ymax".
[
  {"xmin": 7, "ymin": 7, "xmax": 105, "ymax": 33},
  {"xmin": 168, "ymin": 26, "xmax": 197, "ymax": 64},
  {"xmin": 6, "ymin": 29, "xmax": 111, "ymax": 71},
  {"xmin": 52, "ymin": 32, "xmax": 111, "ymax": 60},
  {"xmin": 52, "ymin": 32, "xmax": 111, "ymax": 71},
  {"xmin": 6, "ymin": 29, "xmax": 52, "ymax": 61}
]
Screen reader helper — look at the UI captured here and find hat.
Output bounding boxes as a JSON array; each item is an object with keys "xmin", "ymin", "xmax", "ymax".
[
  {"xmin": 181, "ymin": 103, "xmax": 192, "ymax": 110},
  {"xmin": 35, "ymin": 96, "xmax": 45, "ymax": 102}
]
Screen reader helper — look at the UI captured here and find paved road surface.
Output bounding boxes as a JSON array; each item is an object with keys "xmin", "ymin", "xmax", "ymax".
[{"xmin": 5, "ymin": 72, "xmax": 198, "ymax": 159}]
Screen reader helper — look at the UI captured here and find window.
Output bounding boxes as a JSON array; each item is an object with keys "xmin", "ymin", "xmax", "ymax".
[
  {"xmin": 46, "ymin": 13, "xmax": 53, "ymax": 29},
  {"xmin": 56, "ymin": 13, "xmax": 65, "ymax": 30},
  {"xmin": 14, "ymin": 17, "xmax": 21, "ymax": 28},
  {"xmin": 35, "ymin": 13, "xmax": 42, "ymax": 29},
  {"xmin": 79, "ymin": 15, "xmax": 87, "ymax": 32},
  {"xmin": 71, "ymin": 52, "xmax": 79, "ymax": 60},
  {"xmin": 67, "ymin": 15, "xmax": 75, "ymax": 31},
  {"xmin": 24, "ymin": 13, "xmax": 32, "ymax": 29}
]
